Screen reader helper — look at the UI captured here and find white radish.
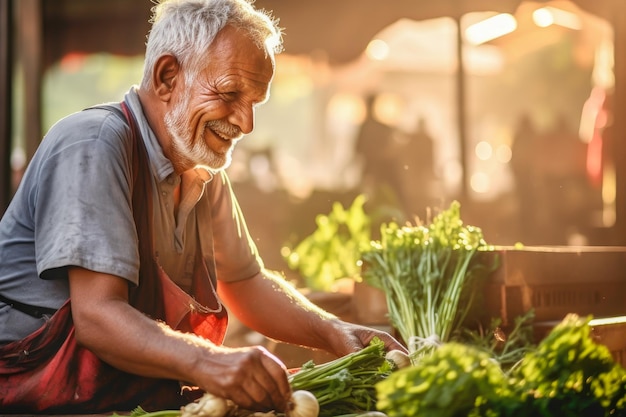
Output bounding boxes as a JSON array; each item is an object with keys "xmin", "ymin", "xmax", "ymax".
[
  {"xmin": 180, "ymin": 392, "xmax": 229, "ymax": 417},
  {"xmin": 385, "ymin": 349, "xmax": 411, "ymax": 369},
  {"xmin": 288, "ymin": 390, "xmax": 319, "ymax": 417}
]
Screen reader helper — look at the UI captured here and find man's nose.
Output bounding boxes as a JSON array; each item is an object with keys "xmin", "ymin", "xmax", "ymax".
[{"xmin": 230, "ymin": 106, "xmax": 255, "ymax": 134}]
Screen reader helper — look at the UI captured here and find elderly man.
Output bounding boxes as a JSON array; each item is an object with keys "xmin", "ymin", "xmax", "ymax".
[{"xmin": 0, "ymin": 0, "xmax": 405, "ymax": 413}]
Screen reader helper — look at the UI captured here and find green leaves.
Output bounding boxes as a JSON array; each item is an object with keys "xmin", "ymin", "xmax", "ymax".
[
  {"xmin": 375, "ymin": 315, "xmax": 626, "ymax": 417},
  {"xmin": 498, "ymin": 314, "xmax": 626, "ymax": 417},
  {"xmin": 375, "ymin": 342, "xmax": 507, "ymax": 417},
  {"xmin": 283, "ymin": 194, "xmax": 371, "ymax": 291},
  {"xmin": 288, "ymin": 337, "xmax": 394, "ymax": 417},
  {"xmin": 361, "ymin": 201, "xmax": 496, "ymax": 359}
]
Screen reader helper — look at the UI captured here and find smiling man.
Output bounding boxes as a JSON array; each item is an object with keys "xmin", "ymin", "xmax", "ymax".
[{"xmin": 0, "ymin": 0, "xmax": 405, "ymax": 414}]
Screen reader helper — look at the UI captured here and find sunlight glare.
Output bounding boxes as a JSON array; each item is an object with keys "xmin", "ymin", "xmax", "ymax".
[
  {"xmin": 465, "ymin": 14, "xmax": 517, "ymax": 45},
  {"xmin": 533, "ymin": 7, "xmax": 582, "ymax": 30},
  {"xmin": 365, "ymin": 39, "xmax": 390, "ymax": 61},
  {"xmin": 475, "ymin": 141, "xmax": 493, "ymax": 161},
  {"xmin": 495, "ymin": 144, "xmax": 512, "ymax": 163},
  {"xmin": 470, "ymin": 172, "xmax": 491, "ymax": 193}
]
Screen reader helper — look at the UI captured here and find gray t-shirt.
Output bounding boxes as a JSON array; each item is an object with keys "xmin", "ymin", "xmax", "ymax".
[{"xmin": 0, "ymin": 87, "xmax": 262, "ymax": 344}]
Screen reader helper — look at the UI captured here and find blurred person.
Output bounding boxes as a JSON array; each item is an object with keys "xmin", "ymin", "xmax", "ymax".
[
  {"xmin": 0, "ymin": 0, "xmax": 405, "ymax": 413},
  {"xmin": 354, "ymin": 94, "xmax": 404, "ymax": 214},
  {"xmin": 535, "ymin": 114, "xmax": 591, "ymax": 243},
  {"xmin": 511, "ymin": 113, "xmax": 540, "ymax": 238},
  {"xmin": 394, "ymin": 116, "xmax": 438, "ymax": 218}
]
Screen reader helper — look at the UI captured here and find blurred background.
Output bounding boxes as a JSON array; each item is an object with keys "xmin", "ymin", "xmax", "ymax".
[{"xmin": 1, "ymin": 0, "xmax": 626, "ymax": 283}]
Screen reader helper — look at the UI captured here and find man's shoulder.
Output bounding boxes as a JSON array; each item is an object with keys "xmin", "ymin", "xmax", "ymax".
[
  {"xmin": 44, "ymin": 104, "xmax": 133, "ymax": 152},
  {"xmin": 56, "ymin": 103, "xmax": 128, "ymax": 132}
]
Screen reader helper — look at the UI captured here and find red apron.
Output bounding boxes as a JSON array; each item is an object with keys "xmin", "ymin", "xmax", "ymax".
[{"xmin": 0, "ymin": 102, "xmax": 228, "ymax": 413}]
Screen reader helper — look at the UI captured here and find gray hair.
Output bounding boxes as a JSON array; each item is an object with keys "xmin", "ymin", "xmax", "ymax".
[{"xmin": 141, "ymin": 0, "xmax": 283, "ymax": 89}]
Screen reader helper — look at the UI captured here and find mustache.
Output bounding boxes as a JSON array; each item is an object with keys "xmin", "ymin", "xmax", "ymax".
[{"xmin": 205, "ymin": 120, "xmax": 242, "ymax": 140}]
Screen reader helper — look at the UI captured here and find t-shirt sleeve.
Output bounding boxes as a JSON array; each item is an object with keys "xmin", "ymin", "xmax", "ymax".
[
  {"xmin": 205, "ymin": 171, "xmax": 263, "ymax": 283},
  {"xmin": 34, "ymin": 111, "xmax": 140, "ymax": 284}
]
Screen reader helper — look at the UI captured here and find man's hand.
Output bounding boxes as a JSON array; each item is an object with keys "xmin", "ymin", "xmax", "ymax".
[
  {"xmin": 322, "ymin": 320, "xmax": 408, "ymax": 358},
  {"xmin": 191, "ymin": 345, "xmax": 292, "ymax": 412}
]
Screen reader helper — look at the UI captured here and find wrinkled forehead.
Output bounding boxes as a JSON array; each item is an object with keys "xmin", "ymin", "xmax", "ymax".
[{"xmin": 208, "ymin": 25, "xmax": 275, "ymax": 77}]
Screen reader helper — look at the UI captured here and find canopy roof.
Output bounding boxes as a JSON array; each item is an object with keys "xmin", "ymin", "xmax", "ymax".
[{"xmin": 41, "ymin": 0, "xmax": 611, "ymax": 67}]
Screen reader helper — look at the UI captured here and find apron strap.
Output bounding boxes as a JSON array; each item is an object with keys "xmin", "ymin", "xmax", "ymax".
[{"xmin": 121, "ymin": 101, "xmax": 228, "ymax": 341}]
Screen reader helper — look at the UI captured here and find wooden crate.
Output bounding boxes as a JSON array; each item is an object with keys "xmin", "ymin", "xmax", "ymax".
[{"xmin": 481, "ymin": 246, "xmax": 626, "ymax": 325}]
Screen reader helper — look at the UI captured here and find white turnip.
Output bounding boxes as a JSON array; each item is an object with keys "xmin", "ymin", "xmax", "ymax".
[
  {"xmin": 180, "ymin": 392, "xmax": 229, "ymax": 417},
  {"xmin": 288, "ymin": 390, "xmax": 319, "ymax": 417}
]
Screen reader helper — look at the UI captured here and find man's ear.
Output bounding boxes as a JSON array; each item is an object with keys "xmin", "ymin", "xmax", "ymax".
[{"xmin": 152, "ymin": 55, "xmax": 180, "ymax": 102}]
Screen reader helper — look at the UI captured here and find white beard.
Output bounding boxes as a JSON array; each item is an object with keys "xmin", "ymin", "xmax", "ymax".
[{"xmin": 164, "ymin": 94, "xmax": 239, "ymax": 171}]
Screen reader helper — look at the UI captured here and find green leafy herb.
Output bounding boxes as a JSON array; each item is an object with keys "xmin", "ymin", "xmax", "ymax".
[
  {"xmin": 490, "ymin": 314, "xmax": 626, "ymax": 417},
  {"xmin": 283, "ymin": 194, "xmax": 371, "ymax": 291},
  {"xmin": 375, "ymin": 342, "xmax": 508, "ymax": 417},
  {"xmin": 360, "ymin": 200, "xmax": 496, "ymax": 360},
  {"xmin": 460, "ymin": 308, "xmax": 536, "ymax": 373},
  {"xmin": 374, "ymin": 314, "xmax": 626, "ymax": 417}
]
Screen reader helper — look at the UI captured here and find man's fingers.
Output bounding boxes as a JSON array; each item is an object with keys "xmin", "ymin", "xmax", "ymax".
[
  {"xmin": 231, "ymin": 347, "xmax": 291, "ymax": 411},
  {"xmin": 257, "ymin": 350, "xmax": 291, "ymax": 411}
]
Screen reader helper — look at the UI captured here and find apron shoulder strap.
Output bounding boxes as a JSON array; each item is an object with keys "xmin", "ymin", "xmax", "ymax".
[{"xmin": 88, "ymin": 101, "xmax": 165, "ymax": 319}]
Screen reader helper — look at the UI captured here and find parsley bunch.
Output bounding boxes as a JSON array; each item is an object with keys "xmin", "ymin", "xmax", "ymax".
[{"xmin": 375, "ymin": 314, "xmax": 626, "ymax": 417}]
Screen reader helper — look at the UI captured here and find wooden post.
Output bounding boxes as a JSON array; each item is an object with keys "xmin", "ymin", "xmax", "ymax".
[
  {"xmin": 455, "ymin": 16, "xmax": 469, "ymax": 202},
  {"xmin": 0, "ymin": 0, "xmax": 12, "ymax": 214},
  {"xmin": 612, "ymin": 0, "xmax": 626, "ymax": 245},
  {"xmin": 18, "ymin": 0, "xmax": 43, "ymax": 164}
]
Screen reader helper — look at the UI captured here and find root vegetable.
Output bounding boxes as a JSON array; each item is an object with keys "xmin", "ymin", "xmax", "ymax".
[
  {"xmin": 385, "ymin": 349, "xmax": 411, "ymax": 369},
  {"xmin": 180, "ymin": 392, "xmax": 229, "ymax": 417},
  {"xmin": 289, "ymin": 390, "xmax": 319, "ymax": 417}
]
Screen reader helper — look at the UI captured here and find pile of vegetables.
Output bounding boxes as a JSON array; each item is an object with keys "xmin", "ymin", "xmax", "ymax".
[
  {"xmin": 112, "ymin": 338, "xmax": 404, "ymax": 417},
  {"xmin": 113, "ymin": 390, "xmax": 318, "ymax": 417},
  {"xmin": 375, "ymin": 314, "xmax": 626, "ymax": 417},
  {"xmin": 288, "ymin": 336, "xmax": 400, "ymax": 417},
  {"xmin": 360, "ymin": 200, "xmax": 496, "ymax": 361}
]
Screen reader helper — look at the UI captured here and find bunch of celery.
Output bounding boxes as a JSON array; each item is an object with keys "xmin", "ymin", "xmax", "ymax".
[
  {"xmin": 360, "ymin": 201, "xmax": 495, "ymax": 361},
  {"xmin": 288, "ymin": 337, "xmax": 394, "ymax": 417}
]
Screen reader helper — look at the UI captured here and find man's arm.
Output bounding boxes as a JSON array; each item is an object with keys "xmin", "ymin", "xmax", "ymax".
[
  {"xmin": 217, "ymin": 270, "xmax": 406, "ymax": 358},
  {"xmin": 68, "ymin": 267, "xmax": 291, "ymax": 412}
]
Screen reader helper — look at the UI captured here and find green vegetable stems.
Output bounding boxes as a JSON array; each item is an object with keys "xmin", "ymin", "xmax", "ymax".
[
  {"xmin": 288, "ymin": 337, "xmax": 394, "ymax": 417},
  {"xmin": 361, "ymin": 201, "xmax": 495, "ymax": 362}
]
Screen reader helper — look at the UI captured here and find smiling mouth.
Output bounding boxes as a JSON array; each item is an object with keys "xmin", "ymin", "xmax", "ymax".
[
  {"xmin": 205, "ymin": 120, "xmax": 243, "ymax": 142},
  {"xmin": 210, "ymin": 128, "xmax": 231, "ymax": 141},
  {"xmin": 203, "ymin": 125, "xmax": 241, "ymax": 157}
]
